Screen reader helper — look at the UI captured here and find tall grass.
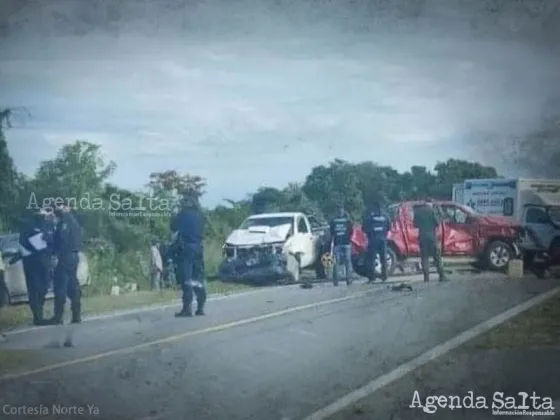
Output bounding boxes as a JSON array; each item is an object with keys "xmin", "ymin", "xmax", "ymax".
[{"xmin": 84, "ymin": 239, "xmax": 225, "ymax": 296}]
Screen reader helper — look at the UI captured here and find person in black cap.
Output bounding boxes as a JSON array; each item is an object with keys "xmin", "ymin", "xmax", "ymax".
[
  {"xmin": 47, "ymin": 199, "xmax": 83, "ymax": 324},
  {"xmin": 170, "ymin": 194, "xmax": 207, "ymax": 317}
]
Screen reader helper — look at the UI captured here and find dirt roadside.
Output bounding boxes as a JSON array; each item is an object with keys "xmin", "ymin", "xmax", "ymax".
[{"xmin": 328, "ymin": 283, "xmax": 560, "ymax": 420}]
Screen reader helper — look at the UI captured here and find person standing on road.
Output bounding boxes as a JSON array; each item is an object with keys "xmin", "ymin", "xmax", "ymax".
[
  {"xmin": 150, "ymin": 239, "xmax": 163, "ymax": 291},
  {"xmin": 330, "ymin": 205, "xmax": 354, "ymax": 286},
  {"xmin": 363, "ymin": 200, "xmax": 390, "ymax": 283},
  {"xmin": 16, "ymin": 207, "xmax": 53, "ymax": 325},
  {"xmin": 48, "ymin": 201, "xmax": 83, "ymax": 325},
  {"xmin": 170, "ymin": 194, "xmax": 207, "ymax": 317},
  {"xmin": 412, "ymin": 199, "xmax": 448, "ymax": 282}
]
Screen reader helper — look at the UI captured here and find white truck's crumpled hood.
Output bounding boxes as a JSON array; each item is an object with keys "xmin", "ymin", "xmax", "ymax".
[{"xmin": 226, "ymin": 224, "xmax": 292, "ymax": 246}]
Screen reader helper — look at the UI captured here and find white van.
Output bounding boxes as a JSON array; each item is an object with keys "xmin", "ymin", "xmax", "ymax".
[{"xmin": 457, "ymin": 178, "xmax": 560, "ymax": 260}]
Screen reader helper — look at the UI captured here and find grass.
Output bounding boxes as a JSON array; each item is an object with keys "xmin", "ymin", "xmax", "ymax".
[
  {"xmin": 475, "ymin": 293, "xmax": 560, "ymax": 349},
  {"xmin": 0, "ymin": 280, "xmax": 251, "ymax": 332}
]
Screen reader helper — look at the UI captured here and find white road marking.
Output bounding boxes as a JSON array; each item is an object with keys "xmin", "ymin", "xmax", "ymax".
[
  {"xmin": 3, "ymin": 274, "xmax": 428, "ymax": 337},
  {"xmin": 2, "ymin": 287, "xmax": 280, "ymax": 336},
  {"xmin": 0, "ymin": 288, "xmax": 382, "ymax": 382},
  {"xmin": 288, "ymin": 328, "xmax": 320, "ymax": 339},
  {"xmin": 302, "ymin": 286, "xmax": 560, "ymax": 420}
]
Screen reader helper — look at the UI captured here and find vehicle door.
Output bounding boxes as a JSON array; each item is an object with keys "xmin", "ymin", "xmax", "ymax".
[
  {"xmin": 292, "ymin": 216, "xmax": 316, "ymax": 268},
  {"xmin": 0, "ymin": 236, "xmax": 27, "ymax": 298},
  {"xmin": 307, "ymin": 215, "xmax": 327, "ymax": 253},
  {"xmin": 402, "ymin": 203, "xmax": 421, "ymax": 256},
  {"xmin": 521, "ymin": 206, "xmax": 557, "ymax": 251},
  {"xmin": 437, "ymin": 203, "xmax": 476, "ymax": 256}
]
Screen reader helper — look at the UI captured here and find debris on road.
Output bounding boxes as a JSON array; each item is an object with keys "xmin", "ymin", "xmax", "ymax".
[{"xmin": 390, "ymin": 282, "xmax": 413, "ymax": 292}]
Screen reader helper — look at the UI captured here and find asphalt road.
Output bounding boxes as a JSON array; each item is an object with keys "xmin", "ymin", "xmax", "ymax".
[{"xmin": 0, "ymin": 273, "xmax": 557, "ymax": 420}]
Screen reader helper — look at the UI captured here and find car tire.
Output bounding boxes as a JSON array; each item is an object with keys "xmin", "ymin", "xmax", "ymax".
[
  {"xmin": 375, "ymin": 247, "xmax": 398, "ymax": 277},
  {"xmin": 352, "ymin": 255, "xmax": 367, "ymax": 278},
  {"xmin": 351, "ymin": 246, "xmax": 398, "ymax": 278},
  {"xmin": 485, "ymin": 240, "xmax": 513, "ymax": 271}
]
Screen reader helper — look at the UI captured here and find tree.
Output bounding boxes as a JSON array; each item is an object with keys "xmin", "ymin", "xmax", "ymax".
[
  {"xmin": 31, "ymin": 140, "xmax": 116, "ymax": 202},
  {"xmin": 0, "ymin": 108, "xmax": 22, "ymax": 228},
  {"xmin": 303, "ymin": 159, "xmax": 365, "ymax": 219},
  {"xmin": 430, "ymin": 159, "xmax": 498, "ymax": 199},
  {"xmin": 148, "ymin": 170, "xmax": 206, "ymax": 201}
]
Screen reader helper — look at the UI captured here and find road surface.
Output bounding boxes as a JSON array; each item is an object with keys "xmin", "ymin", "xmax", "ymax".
[{"xmin": 0, "ymin": 273, "xmax": 557, "ymax": 420}]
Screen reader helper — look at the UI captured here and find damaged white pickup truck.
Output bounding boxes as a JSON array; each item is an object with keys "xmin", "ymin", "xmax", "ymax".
[{"xmin": 218, "ymin": 212, "xmax": 330, "ymax": 284}]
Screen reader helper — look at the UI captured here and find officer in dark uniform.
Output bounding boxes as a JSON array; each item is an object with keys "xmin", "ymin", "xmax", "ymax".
[
  {"xmin": 17, "ymin": 207, "xmax": 53, "ymax": 325},
  {"xmin": 330, "ymin": 205, "xmax": 353, "ymax": 286},
  {"xmin": 412, "ymin": 200, "xmax": 447, "ymax": 282},
  {"xmin": 170, "ymin": 194, "xmax": 206, "ymax": 317},
  {"xmin": 362, "ymin": 200, "xmax": 390, "ymax": 282},
  {"xmin": 48, "ymin": 201, "xmax": 83, "ymax": 324}
]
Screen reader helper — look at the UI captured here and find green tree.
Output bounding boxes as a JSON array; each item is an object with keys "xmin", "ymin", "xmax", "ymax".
[
  {"xmin": 0, "ymin": 108, "xmax": 23, "ymax": 229},
  {"xmin": 431, "ymin": 159, "xmax": 498, "ymax": 199}
]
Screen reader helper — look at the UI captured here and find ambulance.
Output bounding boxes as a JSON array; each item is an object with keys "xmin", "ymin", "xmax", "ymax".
[{"xmin": 455, "ymin": 178, "xmax": 560, "ymax": 261}]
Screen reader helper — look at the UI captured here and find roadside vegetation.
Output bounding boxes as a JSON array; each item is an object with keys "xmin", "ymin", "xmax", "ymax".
[{"xmin": 475, "ymin": 292, "xmax": 560, "ymax": 349}]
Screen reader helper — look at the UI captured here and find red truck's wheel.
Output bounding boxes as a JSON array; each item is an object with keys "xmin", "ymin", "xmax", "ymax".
[
  {"xmin": 351, "ymin": 247, "xmax": 397, "ymax": 278},
  {"xmin": 485, "ymin": 240, "xmax": 513, "ymax": 271}
]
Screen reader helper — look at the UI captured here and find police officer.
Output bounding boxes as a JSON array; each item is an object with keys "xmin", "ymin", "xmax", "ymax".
[
  {"xmin": 17, "ymin": 207, "xmax": 53, "ymax": 325},
  {"xmin": 330, "ymin": 205, "xmax": 353, "ymax": 286},
  {"xmin": 412, "ymin": 199, "xmax": 448, "ymax": 282},
  {"xmin": 48, "ymin": 201, "xmax": 83, "ymax": 324},
  {"xmin": 363, "ymin": 200, "xmax": 390, "ymax": 282},
  {"xmin": 170, "ymin": 194, "xmax": 206, "ymax": 317}
]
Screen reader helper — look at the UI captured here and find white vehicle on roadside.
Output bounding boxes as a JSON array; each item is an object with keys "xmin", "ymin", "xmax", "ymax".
[
  {"xmin": 0, "ymin": 233, "xmax": 90, "ymax": 307},
  {"xmin": 218, "ymin": 212, "xmax": 330, "ymax": 283}
]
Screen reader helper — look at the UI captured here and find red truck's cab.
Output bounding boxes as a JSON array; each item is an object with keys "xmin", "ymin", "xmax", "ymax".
[{"xmin": 350, "ymin": 200, "xmax": 523, "ymax": 277}]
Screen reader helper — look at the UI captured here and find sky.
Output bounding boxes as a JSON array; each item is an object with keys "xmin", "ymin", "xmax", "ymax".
[{"xmin": 1, "ymin": 0, "xmax": 559, "ymax": 206}]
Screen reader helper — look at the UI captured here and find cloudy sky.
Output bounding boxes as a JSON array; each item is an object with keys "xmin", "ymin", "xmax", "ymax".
[{"xmin": 1, "ymin": 0, "xmax": 559, "ymax": 206}]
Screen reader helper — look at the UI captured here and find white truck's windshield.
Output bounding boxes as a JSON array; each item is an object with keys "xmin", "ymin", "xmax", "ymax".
[{"xmin": 240, "ymin": 216, "xmax": 294, "ymax": 229}]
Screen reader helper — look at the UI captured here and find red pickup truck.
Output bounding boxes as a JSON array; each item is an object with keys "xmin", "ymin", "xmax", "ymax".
[{"xmin": 350, "ymin": 200, "xmax": 524, "ymax": 277}]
